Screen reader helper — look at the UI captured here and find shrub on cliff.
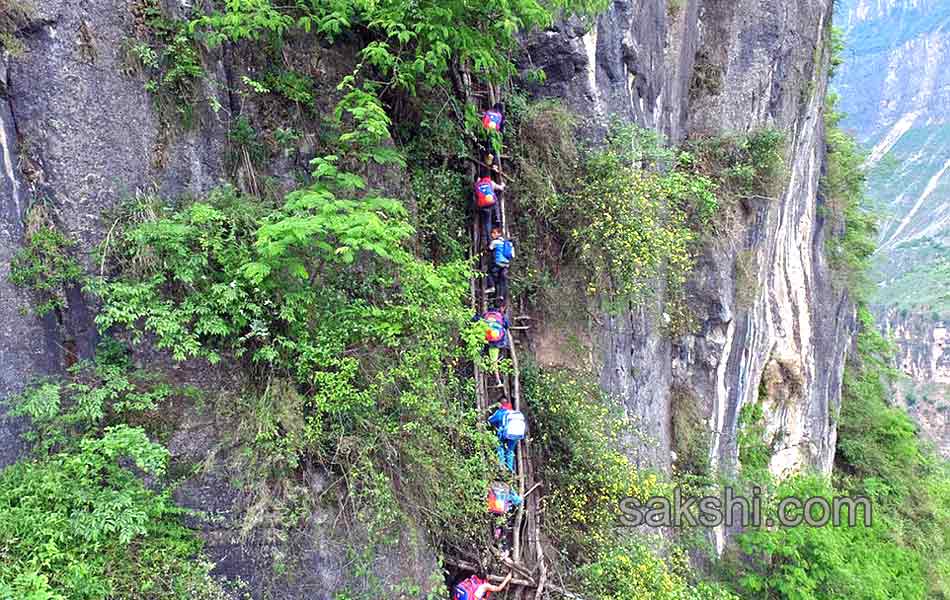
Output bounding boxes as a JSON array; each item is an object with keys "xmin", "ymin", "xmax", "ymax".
[
  {"xmin": 0, "ymin": 426, "xmax": 227, "ymax": 600},
  {"xmin": 91, "ymin": 169, "xmax": 497, "ymax": 555}
]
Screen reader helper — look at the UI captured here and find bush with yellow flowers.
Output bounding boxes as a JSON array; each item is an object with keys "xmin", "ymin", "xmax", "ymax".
[
  {"xmin": 523, "ymin": 367, "xmax": 665, "ymax": 560},
  {"xmin": 579, "ymin": 543, "xmax": 738, "ymax": 600}
]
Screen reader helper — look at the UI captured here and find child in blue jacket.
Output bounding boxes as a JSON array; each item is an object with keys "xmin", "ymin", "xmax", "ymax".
[
  {"xmin": 486, "ymin": 228, "xmax": 513, "ymax": 303},
  {"xmin": 488, "ymin": 397, "xmax": 519, "ymax": 471}
]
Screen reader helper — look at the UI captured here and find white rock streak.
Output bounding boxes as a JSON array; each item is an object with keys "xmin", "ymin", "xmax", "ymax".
[
  {"xmin": 866, "ymin": 110, "xmax": 919, "ymax": 166},
  {"xmin": 0, "ymin": 118, "xmax": 19, "ymax": 219},
  {"xmin": 881, "ymin": 157, "xmax": 950, "ymax": 249}
]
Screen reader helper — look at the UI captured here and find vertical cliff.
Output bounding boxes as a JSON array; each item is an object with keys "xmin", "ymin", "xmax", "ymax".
[
  {"xmin": 0, "ymin": 0, "xmax": 229, "ymax": 467},
  {"xmin": 877, "ymin": 308, "xmax": 950, "ymax": 456},
  {"xmin": 0, "ymin": 0, "xmax": 852, "ymax": 592},
  {"xmin": 526, "ymin": 0, "xmax": 852, "ymax": 485}
]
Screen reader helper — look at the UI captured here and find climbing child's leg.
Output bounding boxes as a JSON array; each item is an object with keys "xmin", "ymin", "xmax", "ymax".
[
  {"xmin": 497, "ymin": 266, "xmax": 509, "ymax": 303},
  {"xmin": 505, "ymin": 438, "xmax": 517, "ymax": 471},
  {"xmin": 488, "ymin": 346, "xmax": 502, "ymax": 383},
  {"xmin": 496, "ymin": 438, "xmax": 507, "ymax": 468}
]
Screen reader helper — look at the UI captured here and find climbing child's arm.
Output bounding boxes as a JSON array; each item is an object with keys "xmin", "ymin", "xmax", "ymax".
[{"xmin": 484, "ymin": 572, "xmax": 513, "ymax": 593}]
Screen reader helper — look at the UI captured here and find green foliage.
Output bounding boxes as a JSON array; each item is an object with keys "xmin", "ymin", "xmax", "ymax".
[
  {"xmin": 513, "ymin": 116, "xmax": 706, "ymax": 306},
  {"xmin": 0, "ymin": 426, "xmax": 227, "ymax": 600},
  {"xmin": 723, "ymin": 308, "xmax": 950, "ymax": 599},
  {"xmin": 524, "ymin": 368, "xmax": 735, "ymax": 599},
  {"xmin": 828, "ymin": 26, "xmax": 845, "ymax": 78},
  {"xmin": 191, "ymin": 0, "xmax": 292, "ymax": 46},
  {"xmin": 834, "ymin": 308, "xmax": 950, "ymax": 596},
  {"xmin": 263, "ymin": 69, "xmax": 316, "ymax": 108},
  {"xmin": 670, "ymin": 387, "xmax": 711, "ymax": 480},
  {"xmin": 580, "ymin": 543, "xmax": 739, "ymax": 600},
  {"xmin": 129, "ymin": 0, "xmax": 207, "ymax": 126},
  {"xmin": 508, "ymin": 98, "xmax": 581, "ymax": 225},
  {"xmin": 570, "ymin": 129, "xmax": 717, "ymax": 307},
  {"xmin": 821, "ymin": 94, "xmax": 879, "ymax": 299},
  {"xmin": 228, "ymin": 115, "xmax": 268, "ymax": 169},
  {"xmin": 524, "ymin": 367, "xmax": 663, "ymax": 560},
  {"xmin": 728, "ymin": 473, "xmax": 926, "ymax": 600},
  {"xmin": 0, "ymin": 0, "xmax": 34, "ymax": 55},
  {"xmin": 9, "ymin": 338, "xmax": 172, "ymax": 453},
  {"xmin": 9, "ymin": 216, "xmax": 85, "ymax": 317},
  {"xmin": 737, "ymin": 401, "xmax": 770, "ymax": 478},
  {"xmin": 686, "ymin": 128, "xmax": 786, "ymax": 203},
  {"xmin": 410, "ymin": 166, "xmax": 468, "ymax": 263},
  {"xmin": 509, "ymin": 110, "xmax": 778, "ymax": 313},
  {"xmin": 835, "ymin": 308, "xmax": 910, "ymax": 495},
  {"xmin": 92, "ymin": 163, "xmax": 496, "ymax": 553},
  {"xmin": 191, "ymin": 0, "xmax": 607, "ymax": 158}
]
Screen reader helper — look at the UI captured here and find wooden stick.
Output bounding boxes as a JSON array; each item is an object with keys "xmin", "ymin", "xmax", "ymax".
[
  {"xmin": 508, "ymin": 328, "xmax": 526, "ymax": 564},
  {"xmin": 523, "ymin": 481, "xmax": 542, "ymax": 498},
  {"xmin": 464, "ymin": 155, "xmax": 511, "ymax": 181}
]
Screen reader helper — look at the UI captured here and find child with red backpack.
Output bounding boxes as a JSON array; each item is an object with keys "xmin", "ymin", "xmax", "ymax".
[
  {"xmin": 488, "ymin": 396, "xmax": 526, "ymax": 472},
  {"xmin": 453, "ymin": 571, "xmax": 512, "ymax": 600},
  {"xmin": 474, "ymin": 170, "xmax": 505, "ymax": 249},
  {"xmin": 487, "ymin": 481, "xmax": 522, "ymax": 558},
  {"xmin": 473, "ymin": 308, "xmax": 509, "ymax": 383},
  {"xmin": 480, "ymin": 103, "xmax": 505, "ymax": 171}
]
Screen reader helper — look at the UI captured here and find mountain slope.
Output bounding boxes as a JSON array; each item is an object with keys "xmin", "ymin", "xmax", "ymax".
[{"xmin": 835, "ymin": 0, "xmax": 950, "ymax": 314}]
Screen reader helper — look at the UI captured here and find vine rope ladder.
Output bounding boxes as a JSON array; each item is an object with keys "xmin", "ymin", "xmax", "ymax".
[{"xmin": 457, "ymin": 72, "xmax": 550, "ymax": 594}]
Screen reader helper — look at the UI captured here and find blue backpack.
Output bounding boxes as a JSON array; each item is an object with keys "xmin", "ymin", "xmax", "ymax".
[{"xmin": 494, "ymin": 239, "xmax": 514, "ymax": 265}]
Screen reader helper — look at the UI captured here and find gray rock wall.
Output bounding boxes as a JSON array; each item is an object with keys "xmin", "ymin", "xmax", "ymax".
[
  {"xmin": 877, "ymin": 307, "xmax": 950, "ymax": 457},
  {"xmin": 527, "ymin": 0, "xmax": 854, "ymax": 495},
  {"xmin": 0, "ymin": 0, "xmax": 229, "ymax": 467},
  {"xmin": 0, "ymin": 2, "xmax": 440, "ymax": 597},
  {"xmin": 1, "ymin": 0, "xmax": 852, "ymax": 589}
]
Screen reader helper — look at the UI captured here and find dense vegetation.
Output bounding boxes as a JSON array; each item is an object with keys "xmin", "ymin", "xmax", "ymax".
[
  {"xmin": 721, "ymin": 309, "xmax": 950, "ymax": 599},
  {"xmin": 2, "ymin": 342, "xmax": 226, "ymax": 599},
  {"xmin": 3, "ymin": 1, "xmax": 948, "ymax": 599}
]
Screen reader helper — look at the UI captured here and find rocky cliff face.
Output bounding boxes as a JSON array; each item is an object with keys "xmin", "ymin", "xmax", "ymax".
[
  {"xmin": 877, "ymin": 308, "xmax": 950, "ymax": 457},
  {"xmin": 1, "ymin": 0, "xmax": 847, "ymax": 591},
  {"xmin": 527, "ymin": 0, "xmax": 851, "ymax": 494},
  {"xmin": 1, "ymin": 0, "xmax": 229, "ymax": 466}
]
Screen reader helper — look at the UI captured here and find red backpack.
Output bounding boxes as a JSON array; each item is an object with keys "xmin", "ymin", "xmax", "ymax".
[
  {"xmin": 474, "ymin": 177, "xmax": 496, "ymax": 208},
  {"xmin": 483, "ymin": 311, "xmax": 506, "ymax": 343},
  {"xmin": 487, "ymin": 482, "xmax": 511, "ymax": 515},
  {"xmin": 454, "ymin": 575, "xmax": 487, "ymax": 600}
]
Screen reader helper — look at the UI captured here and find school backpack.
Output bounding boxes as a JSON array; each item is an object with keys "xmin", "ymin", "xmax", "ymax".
[
  {"xmin": 482, "ymin": 109, "xmax": 503, "ymax": 131},
  {"xmin": 502, "ymin": 239, "xmax": 514, "ymax": 261},
  {"xmin": 474, "ymin": 176, "xmax": 496, "ymax": 208},
  {"xmin": 487, "ymin": 482, "xmax": 512, "ymax": 515},
  {"xmin": 503, "ymin": 410, "xmax": 526, "ymax": 440},
  {"xmin": 454, "ymin": 575, "xmax": 485, "ymax": 600},
  {"xmin": 483, "ymin": 311, "xmax": 506, "ymax": 343}
]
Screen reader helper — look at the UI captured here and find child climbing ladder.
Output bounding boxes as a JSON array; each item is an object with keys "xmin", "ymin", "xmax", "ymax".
[{"xmin": 469, "ymin": 88, "xmax": 544, "ymax": 580}]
